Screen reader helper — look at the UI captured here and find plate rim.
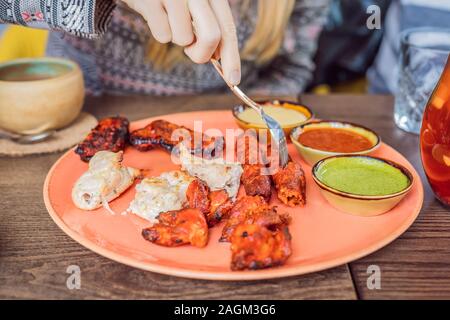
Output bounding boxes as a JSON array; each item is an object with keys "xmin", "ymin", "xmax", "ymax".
[{"xmin": 43, "ymin": 112, "xmax": 424, "ymax": 281}]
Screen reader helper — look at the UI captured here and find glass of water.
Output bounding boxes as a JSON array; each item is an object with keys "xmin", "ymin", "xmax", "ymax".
[{"xmin": 394, "ymin": 28, "xmax": 450, "ymax": 134}]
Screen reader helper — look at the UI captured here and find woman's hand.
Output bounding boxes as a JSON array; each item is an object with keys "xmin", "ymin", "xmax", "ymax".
[{"xmin": 122, "ymin": 0, "xmax": 241, "ymax": 85}]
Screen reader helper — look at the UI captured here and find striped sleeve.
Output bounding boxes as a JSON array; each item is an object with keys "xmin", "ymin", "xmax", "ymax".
[{"xmin": 0, "ymin": 0, "xmax": 116, "ymax": 39}]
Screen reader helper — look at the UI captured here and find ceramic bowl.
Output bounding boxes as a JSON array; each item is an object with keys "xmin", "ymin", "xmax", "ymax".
[
  {"xmin": 0, "ymin": 57, "xmax": 84, "ymax": 134},
  {"xmin": 312, "ymin": 155, "xmax": 414, "ymax": 216},
  {"xmin": 290, "ymin": 120, "xmax": 381, "ymax": 166},
  {"xmin": 232, "ymin": 99, "xmax": 313, "ymax": 137}
]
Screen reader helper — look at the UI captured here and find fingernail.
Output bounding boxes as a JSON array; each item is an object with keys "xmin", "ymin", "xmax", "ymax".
[{"xmin": 229, "ymin": 70, "xmax": 241, "ymax": 86}]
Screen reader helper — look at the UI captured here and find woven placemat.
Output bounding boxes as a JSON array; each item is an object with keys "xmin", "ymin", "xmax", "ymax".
[{"xmin": 0, "ymin": 112, "xmax": 97, "ymax": 157}]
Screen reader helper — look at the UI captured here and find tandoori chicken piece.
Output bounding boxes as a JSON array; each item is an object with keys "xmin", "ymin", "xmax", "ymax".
[
  {"xmin": 127, "ymin": 126, "xmax": 158, "ymax": 152},
  {"xmin": 186, "ymin": 180, "xmax": 234, "ymax": 227},
  {"xmin": 220, "ymin": 196, "xmax": 289, "ymax": 242},
  {"xmin": 236, "ymin": 131, "xmax": 262, "ymax": 165},
  {"xmin": 207, "ymin": 190, "xmax": 234, "ymax": 227},
  {"xmin": 241, "ymin": 164, "xmax": 272, "ymax": 202},
  {"xmin": 272, "ymin": 160, "xmax": 306, "ymax": 207},
  {"xmin": 130, "ymin": 119, "xmax": 219, "ymax": 155},
  {"xmin": 186, "ymin": 179, "xmax": 211, "ymax": 216},
  {"xmin": 220, "ymin": 196, "xmax": 269, "ymax": 242},
  {"xmin": 141, "ymin": 208, "xmax": 209, "ymax": 248},
  {"xmin": 75, "ymin": 116, "xmax": 129, "ymax": 162},
  {"xmin": 230, "ymin": 224, "xmax": 292, "ymax": 271},
  {"xmin": 129, "ymin": 120, "xmax": 179, "ymax": 152},
  {"xmin": 236, "ymin": 133, "xmax": 272, "ymax": 201}
]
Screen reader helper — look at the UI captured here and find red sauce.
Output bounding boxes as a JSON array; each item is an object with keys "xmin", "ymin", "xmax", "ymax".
[{"xmin": 298, "ymin": 128, "xmax": 373, "ymax": 153}]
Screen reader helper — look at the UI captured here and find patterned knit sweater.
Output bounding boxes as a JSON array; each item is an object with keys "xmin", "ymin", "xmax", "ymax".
[{"xmin": 0, "ymin": 0, "xmax": 329, "ymax": 96}]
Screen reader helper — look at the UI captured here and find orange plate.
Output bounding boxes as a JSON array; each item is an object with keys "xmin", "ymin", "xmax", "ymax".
[{"xmin": 43, "ymin": 111, "xmax": 424, "ymax": 280}]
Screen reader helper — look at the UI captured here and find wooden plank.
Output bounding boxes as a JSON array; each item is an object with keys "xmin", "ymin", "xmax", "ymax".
[{"xmin": 0, "ymin": 94, "xmax": 357, "ymax": 299}]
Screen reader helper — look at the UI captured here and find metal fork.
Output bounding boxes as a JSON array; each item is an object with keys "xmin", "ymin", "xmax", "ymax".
[{"xmin": 210, "ymin": 58, "xmax": 289, "ymax": 167}]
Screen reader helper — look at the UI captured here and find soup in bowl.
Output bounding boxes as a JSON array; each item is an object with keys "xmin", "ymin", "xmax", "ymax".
[{"xmin": 0, "ymin": 58, "xmax": 84, "ymax": 134}]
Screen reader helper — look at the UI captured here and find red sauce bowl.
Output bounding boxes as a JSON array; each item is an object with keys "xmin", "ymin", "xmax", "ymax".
[{"xmin": 290, "ymin": 120, "xmax": 381, "ymax": 166}]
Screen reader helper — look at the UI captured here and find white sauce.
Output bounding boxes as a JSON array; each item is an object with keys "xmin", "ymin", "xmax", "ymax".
[{"xmin": 238, "ymin": 106, "xmax": 307, "ymax": 126}]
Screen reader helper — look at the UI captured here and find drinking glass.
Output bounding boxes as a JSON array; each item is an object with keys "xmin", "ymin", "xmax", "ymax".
[{"xmin": 395, "ymin": 28, "xmax": 450, "ymax": 134}]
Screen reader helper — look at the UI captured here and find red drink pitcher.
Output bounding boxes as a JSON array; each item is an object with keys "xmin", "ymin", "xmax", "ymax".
[{"xmin": 420, "ymin": 54, "xmax": 450, "ymax": 204}]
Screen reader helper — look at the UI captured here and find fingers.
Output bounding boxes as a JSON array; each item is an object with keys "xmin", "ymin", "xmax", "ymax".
[
  {"xmin": 210, "ymin": 0, "xmax": 241, "ymax": 85},
  {"xmin": 127, "ymin": 0, "xmax": 240, "ymax": 76},
  {"xmin": 184, "ymin": 0, "xmax": 221, "ymax": 64},
  {"xmin": 164, "ymin": 0, "xmax": 194, "ymax": 46},
  {"xmin": 136, "ymin": 1, "xmax": 172, "ymax": 43}
]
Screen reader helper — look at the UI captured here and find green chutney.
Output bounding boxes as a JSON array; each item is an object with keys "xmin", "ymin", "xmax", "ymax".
[{"xmin": 315, "ymin": 157, "xmax": 410, "ymax": 196}]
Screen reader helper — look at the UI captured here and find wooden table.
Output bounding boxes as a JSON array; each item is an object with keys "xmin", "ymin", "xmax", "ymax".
[{"xmin": 1, "ymin": 94, "xmax": 449, "ymax": 300}]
